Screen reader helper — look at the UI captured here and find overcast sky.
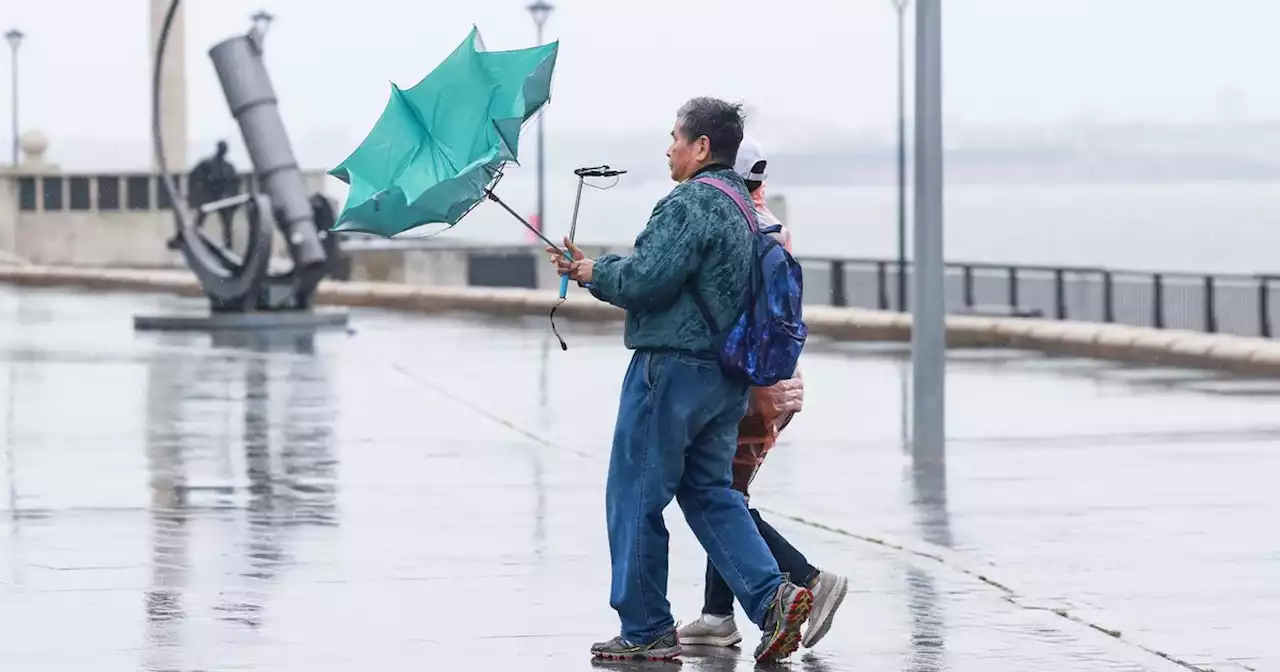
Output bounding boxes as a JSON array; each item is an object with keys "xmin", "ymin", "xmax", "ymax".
[{"xmin": 4, "ymin": 0, "xmax": 1279, "ymax": 170}]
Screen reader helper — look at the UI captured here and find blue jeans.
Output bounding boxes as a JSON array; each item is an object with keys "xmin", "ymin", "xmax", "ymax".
[{"xmin": 606, "ymin": 350, "xmax": 785, "ymax": 644}]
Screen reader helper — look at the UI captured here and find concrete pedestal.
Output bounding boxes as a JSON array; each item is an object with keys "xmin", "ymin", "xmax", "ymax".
[{"xmin": 133, "ymin": 309, "xmax": 349, "ymax": 332}]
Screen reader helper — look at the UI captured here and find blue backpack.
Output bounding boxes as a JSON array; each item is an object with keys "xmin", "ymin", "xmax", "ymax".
[{"xmin": 690, "ymin": 176, "xmax": 807, "ymax": 387}]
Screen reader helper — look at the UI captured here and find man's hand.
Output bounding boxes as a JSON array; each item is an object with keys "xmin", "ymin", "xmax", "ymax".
[{"xmin": 545, "ymin": 236, "xmax": 595, "ymax": 284}]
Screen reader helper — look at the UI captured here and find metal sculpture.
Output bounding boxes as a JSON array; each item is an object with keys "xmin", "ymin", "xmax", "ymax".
[{"xmin": 141, "ymin": 0, "xmax": 346, "ymax": 328}]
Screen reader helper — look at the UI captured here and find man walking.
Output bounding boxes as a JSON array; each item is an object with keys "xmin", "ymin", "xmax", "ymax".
[
  {"xmin": 550, "ymin": 98, "xmax": 812, "ymax": 664},
  {"xmin": 677, "ymin": 136, "xmax": 849, "ymax": 651}
]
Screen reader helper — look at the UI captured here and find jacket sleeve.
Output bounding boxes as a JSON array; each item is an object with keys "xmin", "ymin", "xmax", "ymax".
[{"xmin": 588, "ymin": 191, "xmax": 705, "ymax": 312}]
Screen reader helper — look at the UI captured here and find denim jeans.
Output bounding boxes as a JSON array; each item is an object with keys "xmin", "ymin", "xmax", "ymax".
[
  {"xmin": 607, "ymin": 350, "xmax": 785, "ymax": 644},
  {"xmin": 703, "ymin": 508, "xmax": 819, "ymax": 617}
]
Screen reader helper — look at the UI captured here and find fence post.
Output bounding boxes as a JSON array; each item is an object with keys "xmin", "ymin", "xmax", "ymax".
[
  {"xmin": 832, "ymin": 260, "xmax": 848, "ymax": 308},
  {"xmin": 1152, "ymin": 274, "xmax": 1165, "ymax": 329},
  {"xmin": 874, "ymin": 261, "xmax": 887, "ymax": 310},
  {"xmin": 1203, "ymin": 276, "xmax": 1217, "ymax": 334},
  {"xmin": 1103, "ymin": 271, "xmax": 1115, "ymax": 323},
  {"xmin": 962, "ymin": 265, "xmax": 975, "ymax": 308},
  {"xmin": 899, "ymin": 261, "xmax": 910, "ymax": 312},
  {"xmin": 1261, "ymin": 277, "xmax": 1272, "ymax": 338},
  {"xmin": 1054, "ymin": 269, "xmax": 1067, "ymax": 320},
  {"xmin": 1007, "ymin": 267, "xmax": 1019, "ymax": 310}
]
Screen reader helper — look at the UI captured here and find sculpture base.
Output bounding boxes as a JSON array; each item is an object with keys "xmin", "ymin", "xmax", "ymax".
[{"xmin": 133, "ymin": 310, "xmax": 350, "ymax": 332}]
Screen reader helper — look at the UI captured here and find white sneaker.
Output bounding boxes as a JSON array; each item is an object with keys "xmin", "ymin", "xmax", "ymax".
[
  {"xmin": 676, "ymin": 613, "xmax": 743, "ymax": 647},
  {"xmin": 801, "ymin": 570, "xmax": 849, "ymax": 648}
]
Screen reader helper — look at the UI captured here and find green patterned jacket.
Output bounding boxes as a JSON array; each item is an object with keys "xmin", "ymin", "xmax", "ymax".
[{"xmin": 588, "ymin": 165, "xmax": 753, "ymax": 352}]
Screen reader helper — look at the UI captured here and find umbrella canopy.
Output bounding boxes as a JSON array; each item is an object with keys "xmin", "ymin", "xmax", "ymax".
[{"xmin": 329, "ymin": 27, "xmax": 558, "ymax": 237}]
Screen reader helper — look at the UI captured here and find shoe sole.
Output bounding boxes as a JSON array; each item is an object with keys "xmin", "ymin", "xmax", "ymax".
[
  {"xmin": 592, "ymin": 646, "xmax": 682, "ymax": 662},
  {"xmin": 801, "ymin": 574, "xmax": 849, "ymax": 649},
  {"xmin": 755, "ymin": 588, "xmax": 814, "ymax": 663},
  {"xmin": 677, "ymin": 632, "xmax": 743, "ymax": 648}
]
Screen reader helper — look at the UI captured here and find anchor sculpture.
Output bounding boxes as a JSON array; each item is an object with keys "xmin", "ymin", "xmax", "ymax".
[{"xmin": 136, "ymin": 0, "xmax": 347, "ymax": 330}]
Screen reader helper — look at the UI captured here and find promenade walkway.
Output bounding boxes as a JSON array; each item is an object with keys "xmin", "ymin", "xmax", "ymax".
[{"xmin": 0, "ymin": 285, "xmax": 1275, "ymax": 670}]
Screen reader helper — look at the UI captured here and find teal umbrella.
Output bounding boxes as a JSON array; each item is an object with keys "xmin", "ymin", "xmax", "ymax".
[{"xmin": 329, "ymin": 27, "xmax": 559, "ymax": 242}]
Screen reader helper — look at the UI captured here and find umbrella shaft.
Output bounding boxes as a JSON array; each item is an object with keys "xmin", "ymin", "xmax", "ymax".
[
  {"xmin": 485, "ymin": 190, "xmax": 563, "ymax": 252},
  {"xmin": 568, "ymin": 178, "xmax": 586, "ymax": 243}
]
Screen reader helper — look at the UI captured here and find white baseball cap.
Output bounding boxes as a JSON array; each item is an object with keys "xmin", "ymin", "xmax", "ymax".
[{"xmin": 735, "ymin": 135, "xmax": 768, "ymax": 183}]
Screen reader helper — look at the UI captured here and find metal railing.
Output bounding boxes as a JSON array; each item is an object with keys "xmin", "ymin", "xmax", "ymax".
[
  {"xmin": 338, "ymin": 240, "xmax": 1280, "ymax": 339},
  {"xmin": 798, "ymin": 258, "xmax": 1280, "ymax": 339}
]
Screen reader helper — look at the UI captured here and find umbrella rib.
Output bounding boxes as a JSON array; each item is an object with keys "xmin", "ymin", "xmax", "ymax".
[
  {"xmin": 425, "ymin": 92, "xmax": 462, "ymax": 175},
  {"xmin": 390, "ymin": 85, "xmax": 465, "ymax": 204}
]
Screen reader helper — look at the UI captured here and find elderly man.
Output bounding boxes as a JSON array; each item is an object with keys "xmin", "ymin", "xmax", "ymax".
[{"xmin": 549, "ymin": 98, "xmax": 812, "ymax": 664}]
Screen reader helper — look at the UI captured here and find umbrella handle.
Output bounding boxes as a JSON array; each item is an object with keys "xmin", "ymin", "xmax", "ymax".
[{"xmin": 558, "ymin": 253, "xmax": 572, "ymax": 299}]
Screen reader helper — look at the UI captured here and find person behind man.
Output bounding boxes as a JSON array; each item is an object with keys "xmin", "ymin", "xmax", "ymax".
[
  {"xmin": 549, "ymin": 98, "xmax": 813, "ymax": 664},
  {"xmin": 187, "ymin": 140, "xmax": 240, "ymax": 248},
  {"xmin": 677, "ymin": 136, "xmax": 849, "ymax": 651}
]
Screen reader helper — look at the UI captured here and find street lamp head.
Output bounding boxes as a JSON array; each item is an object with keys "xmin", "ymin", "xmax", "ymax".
[
  {"xmin": 5, "ymin": 28, "xmax": 24, "ymax": 51},
  {"xmin": 890, "ymin": 0, "xmax": 911, "ymax": 11},
  {"xmin": 251, "ymin": 10, "xmax": 275, "ymax": 38},
  {"xmin": 527, "ymin": 0, "xmax": 554, "ymax": 27}
]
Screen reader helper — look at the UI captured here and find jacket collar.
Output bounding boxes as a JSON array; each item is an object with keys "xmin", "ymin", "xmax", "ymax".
[{"xmin": 691, "ymin": 163, "xmax": 733, "ymax": 179}]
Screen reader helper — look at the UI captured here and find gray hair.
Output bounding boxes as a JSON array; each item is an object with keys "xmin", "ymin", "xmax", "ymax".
[{"xmin": 676, "ymin": 97, "xmax": 745, "ymax": 167}]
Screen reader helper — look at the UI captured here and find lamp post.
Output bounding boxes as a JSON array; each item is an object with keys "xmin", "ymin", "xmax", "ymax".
[
  {"xmin": 891, "ymin": 0, "xmax": 909, "ymax": 311},
  {"xmin": 5, "ymin": 28, "xmax": 23, "ymax": 167},
  {"xmin": 527, "ymin": 0, "xmax": 553, "ymax": 237},
  {"xmin": 250, "ymin": 9, "xmax": 274, "ymax": 42},
  {"xmin": 911, "ymin": 0, "xmax": 945, "ymax": 462}
]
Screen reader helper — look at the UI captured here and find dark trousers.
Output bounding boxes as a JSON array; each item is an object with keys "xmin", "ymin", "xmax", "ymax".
[
  {"xmin": 703, "ymin": 507, "xmax": 819, "ymax": 617},
  {"xmin": 215, "ymin": 209, "xmax": 234, "ymax": 248}
]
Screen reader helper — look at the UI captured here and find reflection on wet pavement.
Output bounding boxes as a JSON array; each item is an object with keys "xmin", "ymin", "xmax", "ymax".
[
  {"xmin": 0, "ymin": 286, "xmax": 1275, "ymax": 671},
  {"xmin": 137, "ymin": 328, "xmax": 340, "ymax": 670}
]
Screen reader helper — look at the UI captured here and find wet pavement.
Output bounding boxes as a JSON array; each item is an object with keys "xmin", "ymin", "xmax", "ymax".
[{"xmin": 1, "ymin": 285, "xmax": 1276, "ymax": 671}]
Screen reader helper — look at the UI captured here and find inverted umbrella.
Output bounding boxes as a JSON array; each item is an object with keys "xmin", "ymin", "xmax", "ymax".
[
  {"xmin": 329, "ymin": 27, "xmax": 620, "ymax": 348},
  {"xmin": 328, "ymin": 26, "xmax": 559, "ymax": 243}
]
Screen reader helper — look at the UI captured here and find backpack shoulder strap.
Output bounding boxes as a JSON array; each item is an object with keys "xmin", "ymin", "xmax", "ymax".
[
  {"xmin": 692, "ymin": 176, "xmax": 759, "ymax": 233},
  {"xmin": 686, "ymin": 176, "xmax": 760, "ymax": 338},
  {"xmin": 689, "ymin": 284, "xmax": 719, "ymax": 336}
]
